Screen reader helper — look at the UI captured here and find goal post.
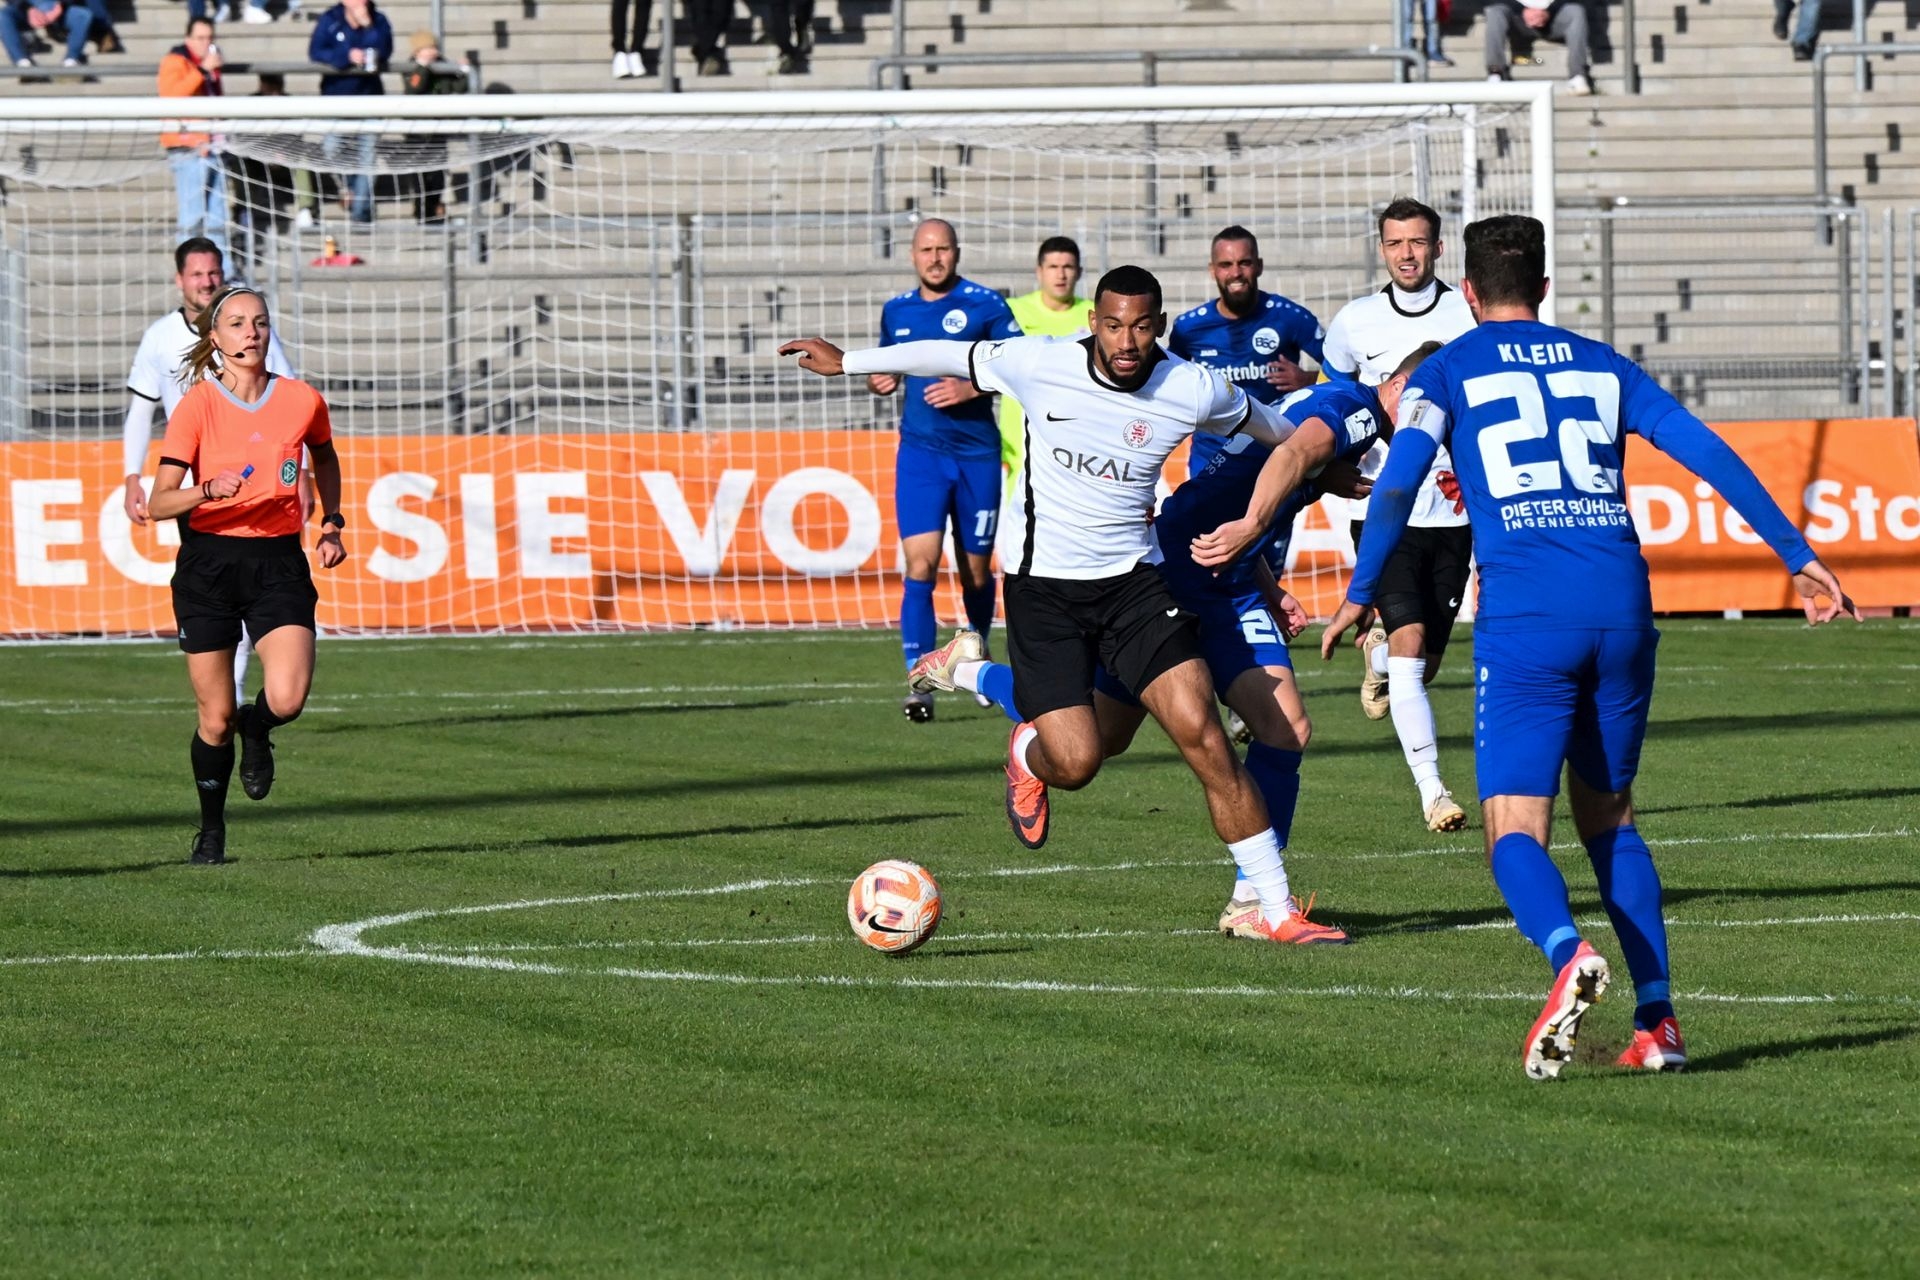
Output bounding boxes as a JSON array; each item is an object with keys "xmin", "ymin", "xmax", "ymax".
[{"xmin": 0, "ymin": 82, "xmax": 1554, "ymax": 638}]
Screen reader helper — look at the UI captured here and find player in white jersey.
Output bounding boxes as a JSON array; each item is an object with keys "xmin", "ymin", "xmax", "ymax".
[
  {"xmin": 781, "ymin": 266, "xmax": 1347, "ymax": 945},
  {"xmin": 123, "ymin": 237, "xmax": 299, "ymax": 702},
  {"xmin": 1321, "ymin": 198, "xmax": 1478, "ymax": 833}
]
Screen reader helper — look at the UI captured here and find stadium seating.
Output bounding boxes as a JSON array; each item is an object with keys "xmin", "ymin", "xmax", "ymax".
[{"xmin": 5, "ymin": 0, "xmax": 1915, "ymax": 431}]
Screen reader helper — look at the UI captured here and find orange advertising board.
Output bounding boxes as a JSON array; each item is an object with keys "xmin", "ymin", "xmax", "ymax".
[
  {"xmin": 2, "ymin": 420, "xmax": 1915, "ymax": 635},
  {"xmin": 1624, "ymin": 418, "xmax": 1920, "ymax": 612}
]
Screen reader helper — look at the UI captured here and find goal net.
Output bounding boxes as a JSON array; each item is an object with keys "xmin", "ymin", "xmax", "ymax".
[{"xmin": 0, "ymin": 84, "xmax": 1552, "ymax": 637}]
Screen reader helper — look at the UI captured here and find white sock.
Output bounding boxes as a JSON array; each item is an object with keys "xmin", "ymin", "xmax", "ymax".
[
  {"xmin": 1387, "ymin": 656, "xmax": 1445, "ymax": 806},
  {"xmin": 952, "ymin": 659, "xmax": 988, "ymax": 694},
  {"xmin": 1229, "ymin": 877, "xmax": 1259, "ymax": 905},
  {"xmin": 1370, "ymin": 643, "xmax": 1390, "ymax": 677},
  {"xmin": 234, "ymin": 629, "xmax": 254, "ymax": 704},
  {"xmin": 1226, "ymin": 829, "xmax": 1292, "ymax": 926},
  {"xmin": 1012, "ymin": 722, "xmax": 1038, "ymax": 775}
]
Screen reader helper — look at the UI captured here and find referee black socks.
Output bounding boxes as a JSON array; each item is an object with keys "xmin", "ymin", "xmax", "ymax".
[
  {"xmin": 252, "ymin": 688, "xmax": 300, "ymax": 731},
  {"xmin": 190, "ymin": 732, "xmax": 234, "ymax": 832}
]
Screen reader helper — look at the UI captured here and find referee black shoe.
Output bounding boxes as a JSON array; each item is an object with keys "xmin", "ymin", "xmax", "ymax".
[
  {"xmin": 190, "ymin": 828, "xmax": 229, "ymax": 865},
  {"xmin": 236, "ymin": 705, "xmax": 276, "ymax": 801}
]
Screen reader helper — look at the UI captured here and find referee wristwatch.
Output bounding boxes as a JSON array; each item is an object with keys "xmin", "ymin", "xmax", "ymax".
[{"xmin": 321, "ymin": 512, "xmax": 346, "ymax": 531}]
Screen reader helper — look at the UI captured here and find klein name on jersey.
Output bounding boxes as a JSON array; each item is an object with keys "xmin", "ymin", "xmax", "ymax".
[
  {"xmin": 1498, "ymin": 341, "xmax": 1576, "ymax": 365},
  {"xmin": 1050, "ymin": 447, "xmax": 1156, "ymax": 484}
]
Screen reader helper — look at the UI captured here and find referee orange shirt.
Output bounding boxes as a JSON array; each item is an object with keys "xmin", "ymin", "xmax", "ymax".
[{"xmin": 161, "ymin": 376, "xmax": 333, "ymax": 537}]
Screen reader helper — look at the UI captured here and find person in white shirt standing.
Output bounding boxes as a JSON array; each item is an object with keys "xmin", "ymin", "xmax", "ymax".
[
  {"xmin": 780, "ymin": 266, "xmax": 1350, "ymax": 946},
  {"xmin": 123, "ymin": 237, "xmax": 299, "ymax": 703},
  {"xmin": 1321, "ymin": 198, "xmax": 1476, "ymax": 832}
]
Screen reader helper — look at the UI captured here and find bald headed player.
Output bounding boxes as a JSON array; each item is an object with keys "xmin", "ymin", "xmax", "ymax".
[{"xmin": 873, "ymin": 219, "xmax": 1023, "ymax": 722}]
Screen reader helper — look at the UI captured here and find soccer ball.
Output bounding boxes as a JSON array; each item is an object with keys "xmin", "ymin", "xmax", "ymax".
[{"xmin": 847, "ymin": 859, "xmax": 942, "ymax": 955}]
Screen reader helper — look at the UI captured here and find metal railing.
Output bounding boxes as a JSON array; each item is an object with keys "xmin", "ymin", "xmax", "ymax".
[
  {"xmin": 1812, "ymin": 42, "xmax": 1920, "ymax": 212},
  {"xmin": 0, "ymin": 59, "xmax": 481, "ymax": 92},
  {"xmin": 866, "ymin": 46, "xmax": 1425, "ymax": 91},
  {"xmin": 1564, "ymin": 198, "xmax": 1878, "ymax": 417}
]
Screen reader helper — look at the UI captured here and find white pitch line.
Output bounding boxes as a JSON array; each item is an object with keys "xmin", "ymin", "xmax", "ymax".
[
  {"xmin": 0, "ymin": 947, "xmax": 317, "ymax": 967},
  {"xmin": 420, "ymin": 911, "xmax": 1920, "ymax": 956},
  {"xmin": 305, "ymin": 863, "xmax": 1920, "ymax": 1009}
]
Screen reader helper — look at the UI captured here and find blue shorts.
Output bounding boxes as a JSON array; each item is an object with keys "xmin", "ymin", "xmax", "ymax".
[
  {"xmin": 1093, "ymin": 583, "xmax": 1291, "ymax": 708},
  {"xmin": 1473, "ymin": 626, "xmax": 1660, "ymax": 801},
  {"xmin": 895, "ymin": 441, "xmax": 1001, "ymax": 554}
]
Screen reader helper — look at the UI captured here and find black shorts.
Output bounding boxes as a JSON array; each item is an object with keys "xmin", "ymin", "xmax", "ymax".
[
  {"xmin": 1350, "ymin": 520, "xmax": 1474, "ymax": 655},
  {"xmin": 171, "ymin": 533, "xmax": 318, "ymax": 654},
  {"xmin": 1004, "ymin": 564, "xmax": 1203, "ymax": 719}
]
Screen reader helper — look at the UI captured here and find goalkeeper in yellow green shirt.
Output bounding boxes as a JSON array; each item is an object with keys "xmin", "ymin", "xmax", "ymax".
[{"xmin": 996, "ymin": 236, "xmax": 1090, "ymax": 486}]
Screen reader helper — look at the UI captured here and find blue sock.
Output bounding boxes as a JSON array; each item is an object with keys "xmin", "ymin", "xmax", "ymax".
[
  {"xmin": 978, "ymin": 661, "xmax": 1022, "ymax": 724},
  {"xmin": 900, "ymin": 578, "xmax": 937, "ymax": 672},
  {"xmin": 1490, "ymin": 832, "xmax": 1582, "ymax": 973},
  {"xmin": 963, "ymin": 581, "xmax": 996, "ymax": 647},
  {"xmin": 1243, "ymin": 743, "xmax": 1302, "ymax": 849},
  {"xmin": 1586, "ymin": 824, "xmax": 1673, "ymax": 1030}
]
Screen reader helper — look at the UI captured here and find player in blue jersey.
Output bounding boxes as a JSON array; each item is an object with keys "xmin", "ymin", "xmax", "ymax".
[
  {"xmin": 1282, "ymin": 215, "xmax": 1859, "ymax": 1079},
  {"xmin": 910, "ymin": 356, "xmax": 1436, "ymax": 944},
  {"xmin": 1168, "ymin": 224, "xmax": 1326, "ymax": 482},
  {"xmin": 872, "ymin": 219, "xmax": 1023, "ymax": 722}
]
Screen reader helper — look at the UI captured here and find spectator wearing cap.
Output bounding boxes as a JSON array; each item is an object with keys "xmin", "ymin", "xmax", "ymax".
[{"xmin": 403, "ymin": 29, "xmax": 467, "ymax": 224}]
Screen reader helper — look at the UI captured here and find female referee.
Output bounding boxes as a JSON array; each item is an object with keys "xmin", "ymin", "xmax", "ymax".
[{"xmin": 148, "ymin": 286, "xmax": 347, "ymax": 865}]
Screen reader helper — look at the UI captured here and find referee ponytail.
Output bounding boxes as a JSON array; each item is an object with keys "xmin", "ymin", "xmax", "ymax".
[{"xmin": 179, "ymin": 286, "xmax": 268, "ymax": 387}]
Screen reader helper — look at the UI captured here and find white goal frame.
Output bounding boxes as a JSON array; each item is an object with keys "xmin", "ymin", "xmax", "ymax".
[{"xmin": 0, "ymin": 82, "xmax": 1555, "ymax": 638}]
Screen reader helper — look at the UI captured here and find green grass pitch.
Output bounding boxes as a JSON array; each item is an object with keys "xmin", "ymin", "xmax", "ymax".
[{"xmin": 2, "ymin": 619, "xmax": 1916, "ymax": 1277}]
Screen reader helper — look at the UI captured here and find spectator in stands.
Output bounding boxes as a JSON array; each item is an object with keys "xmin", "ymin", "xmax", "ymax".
[
  {"xmin": 227, "ymin": 73, "xmax": 300, "ymax": 275},
  {"xmin": 309, "ymin": 0, "xmax": 392, "ymax": 224},
  {"xmin": 1406, "ymin": 0, "xmax": 1450, "ymax": 67},
  {"xmin": 158, "ymin": 17, "xmax": 229, "ymax": 255},
  {"xmin": 1773, "ymin": 0, "xmax": 1822, "ymax": 61},
  {"xmin": 766, "ymin": 0, "xmax": 812, "ymax": 75},
  {"xmin": 611, "ymin": 0, "xmax": 650, "ymax": 78},
  {"xmin": 687, "ymin": 0, "xmax": 731, "ymax": 76},
  {"xmin": 81, "ymin": 0, "xmax": 123, "ymax": 52},
  {"xmin": 1484, "ymin": 0, "xmax": 1591, "ymax": 96},
  {"xmin": 1, "ymin": 0, "xmax": 99, "ymax": 70},
  {"xmin": 403, "ymin": 30, "xmax": 466, "ymax": 224}
]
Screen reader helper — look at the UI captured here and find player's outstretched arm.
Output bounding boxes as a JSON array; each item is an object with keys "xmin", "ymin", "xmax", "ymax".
[
  {"xmin": 1792, "ymin": 559, "xmax": 1861, "ymax": 624},
  {"xmin": 1631, "ymin": 376, "xmax": 1859, "ymax": 621},
  {"xmin": 1324, "ymin": 418, "xmax": 1440, "ymax": 663},
  {"xmin": 778, "ymin": 337, "xmax": 848, "ymax": 377},
  {"xmin": 1190, "ymin": 416, "xmax": 1333, "ymax": 569}
]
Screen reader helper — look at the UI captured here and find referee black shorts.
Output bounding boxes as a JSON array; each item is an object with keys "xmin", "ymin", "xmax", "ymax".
[
  {"xmin": 1350, "ymin": 519, "xmax": 1474, "ymax": 657},
  {"xmin": 170, "ymin": 533, "xmax": 319, "ymax": 654},
  {"xmin": 1004, "ymin": 564, "xmax": 1203, "ymax": 719}
]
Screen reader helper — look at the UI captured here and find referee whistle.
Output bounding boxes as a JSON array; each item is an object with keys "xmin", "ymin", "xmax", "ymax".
[{"xmin": 240, "ymin": 465, "xmax": 255, "ymax": 481}]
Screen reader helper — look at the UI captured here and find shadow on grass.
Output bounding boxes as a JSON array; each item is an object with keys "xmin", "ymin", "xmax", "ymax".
[
  {"xmin": 1686, "ymin": 1024, "xmax": 1917, "ymax": 1074},
  {"xmin": 1637, "ymin": 783, "xmax": 1920, "ymax": 816},
  {"xmin": 318, "ymin": 810, "xmax": 968, "ymax": 861},
  {"xmin": 305, "ymin": 698, "xmax": 803, "ymax": 733},
  {"xmin": 0, "ymin": 858, "xmax": 180, "ymax": 881},
  {"xmin": 2, "ymin": 811, "xmax": 964, "ymax": 877},
  {"xmin": 918, "ymin": 944, "xmax": 1035, "ymax": 960},
  {"xmin": 1333, "ymin": 878, "xmax": 1920, "ymax": 937},
  {"xmin": 1, "ymin": 761, "xmax": 961, "ymax": 839}
]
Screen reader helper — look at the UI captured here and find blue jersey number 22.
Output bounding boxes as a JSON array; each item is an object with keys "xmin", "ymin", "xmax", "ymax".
[{"xmin": 1463, "ymin": 369, "xmax": 1622, "ymax": 500}]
